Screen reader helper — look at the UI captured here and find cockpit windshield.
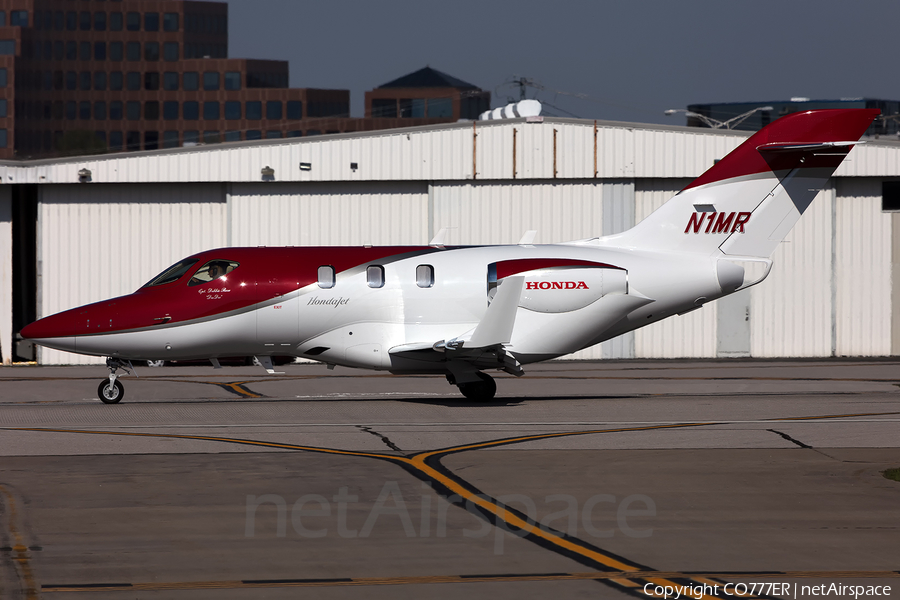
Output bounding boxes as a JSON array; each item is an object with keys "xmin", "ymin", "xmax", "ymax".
[
  {"xmin": 143, "ymin": 258, "xmax": 200, "ymax": 287},
  {"xmin": 188, "ymin": 260, "xmax": 240, "ymax": 287}
]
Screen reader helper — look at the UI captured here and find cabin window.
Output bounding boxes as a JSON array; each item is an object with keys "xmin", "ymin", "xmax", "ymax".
[
  {"xmin": 317, "ymin": 265, "xmax": 335, "ymax": 289},
  {"xmin": 416, "ymin": 264, "xmax": 434, "ymax": 288},
  {"xmin": 188, "ymin": 260, "xmax": 240, "ymax": 287},
  {"xmin": 367, "ymin": 265, "xmax": 385, "ymax": 288},
  {"xmin": 143, "ymin": 258, "xmax": 199, "ymax": 287}
]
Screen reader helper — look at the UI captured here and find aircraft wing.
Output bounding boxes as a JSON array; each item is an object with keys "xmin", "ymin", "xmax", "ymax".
[{"xmin": 389, "ymin": 277, "xmax": 526, "ymax": 381}]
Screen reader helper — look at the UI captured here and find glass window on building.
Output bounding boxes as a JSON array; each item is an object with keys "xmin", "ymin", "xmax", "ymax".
[
  {"xmin": 66, "ymin": 11, "xmax": 76, "ymax": 31},
  {"xmin": 79, "ymin": 101, "xmax": 90, "ymax": 120},
  {"xmin": 163, "ymin": 131, "xmax": 179, "ymax": 148},
  {"xmin": 163, "ymin": 72, "xmax": 178, "ymax": 91},
  {"xmin": 224, "ymin": 101, "xmax": 240, "ymax": 120},
  {"xmin": 94, "ymin": 42, "xmax": 106, "ymax": 60},
  {"xmin": 0, "ymin": 68, "xmax": 5, "ymax": 88},
  {"xmin": 0, "ymin": 130, "xmax": 7, "ymax": 149},
  {"xmin": 126, "ymin": 71, "xmax": 140, "ymax": 91},
  {"xmin": 93, "ymin": 101, "xmax": 106, "ymax": 120},
  {"xmin": 54, "ymin": 40, "xmax": 63, "ymax": 60},
  {"xmin": 145, "ymin": 101, "xmax": 159, "ymax": 120},
  {"xmin": 110, "ymin": 72, "xmax": 123, "ymax": 90},
  {"xmin": 163, "ymin": 13, "xmax": 179, "ymax": 32},
  {"xmin": 126, "ymin": 101, "xmax": 141, "ymax": 120},
  {"xmin": 0, "ymin": 12, "xmax": 4, "ymax": 27},
  {"xmin": 287, "ymin": 101, "xmax": 302, "ymax": 120},
  {"xmin": 203, "ymin": 71, "xmax": 219, "ymax": 90},
  {"xmin": 126, "ymin": 131, "xmax": 140, "ymax": 151},
  {"xmin": 183, "ymin": 72, "xmax": 198, "ymax": 91},
  {"xmin": 94, "ymin": 71, "xmax": 107, "ymax": 90},
  {"xmin": 79, "ymin": 71, "xmax": 91, "ymax": 90},
  {"xmin": 110, "ymin": 41, "xmax": 123, "ymax": 61},
  {"xmin": 246, "ymin": 101, "xmax": 262, "ymax": 120},
  {"xmin": 224, "ymin": 72, "xmax": 241, "ymax": 91},
  {"xmin": 11, "ymin": 10, "xmax": 28, "ymax": 27},
  {"xmin": 246, "ymin": 130, "xmax": 261, "ymax": 140},
  {"xmin": 65, "ymin": 41, "xmax": 76, "ymax": 59},
  {"xmin": 53, "ymin": 11, "xmax": 63, "ymax": 30},
  {"xmin": 266, "ymin": 101, "xmax": 282, "ymax": 120},
  {"xmin": 145, "ymin": 72, "xmax": 159, "ymax": 91},
  {"xmin": 144, "ymin": 12, "xmax": 159, "ymax": 31},
  {"xmin": 126, "ymin": 12, "xmax": 140, "ymax": 31},
  {"xmin": 79, "ymin": 11, "xmax": 90, "ymax": 30},
  {"xmin": 110, "ymin": 101, "xmax": 123, "ymax": 120},
  {"xmin": 94, "ymin": 11, "xmax": 106, "ymax": 31},
  {"xmin": 0, "ymin": 100, "xmax": 6, "ymax": 118},
  {"xmin": 126, "ymin": 41, "xmax": 140, "ymax": 61},
  {"xmin": 203, "ymin": 102, "xmax": 220, "ymax": 120},
  {"xmin": 94, "ymin": 132, "xmax": 106, "ymax": 148},
  {"xmin": 109, "ymin": 131, "xmax": 123, "ymax": 151},
  {"xmin": 203, "ymin": 131, "xmax": 220, "ymax": 144},
  {"xmin": 183, "ymin": 101, "xmax": 199, "ymax": 120},
  {"xmin": 110, "ymin": 12, "xmax": 122, "ymax": 31},
  {"xmin": 65, "ymin": 71, "xmax": 76, "ymax": 90},
  {"xmin": 287, "ymin": 130, "xmax": 302, "ymax": 138},
  {"xmin": 53, "ymin": 71, "xmax": 63, "ymax": 90},
  {"xmin": 144, "ymin": 42, "xmax": 159, "ymax": 61},
  {"xmin": 65, "ymin": 101, "xmax": 76, "ymax": 120},
  {"xmin": 163, "ymin": 101, "xmax": 178, "ymax": 120},
  {"xmin": 163, "ymin": 42, "xmax": 178, "ymax": 61},
  {"xmin": 224, "ymin": 131, "xmax": 241, "ymax": 143},
  {"xmin": 371, "ymin": 99, "xmax": 396, "ymax": 118},
  {"xmin": 266, "ymin": 130, "xmax": 281, "ymax": 139},
  {"xmin": 184, "ymin": 131, "xmax": 199, "ymax": 145},
  {"xmin": 427, "ymin": 97, "xmax": 452, "ymax": 118},
  {"xmin": 399, "ymin": 98, "xmax": 425, "ymax": 118},
  {"xmin": 79, "ymin": 41, "xmax": 90, "ymax": 61}
]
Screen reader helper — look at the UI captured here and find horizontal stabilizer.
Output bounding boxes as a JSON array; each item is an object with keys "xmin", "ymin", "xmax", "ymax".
[{"xmin": 756, "ymin": 141, "xmax": 861, "ymax": 153}]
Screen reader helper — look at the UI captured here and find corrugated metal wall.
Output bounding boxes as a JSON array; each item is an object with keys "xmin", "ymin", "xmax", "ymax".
[
  {"xmin": 230, "ymin": 182, "xmax": 429, "ymax": 247},
  {"xmin": 39, "ymin": 183, "xmax": 227, "ymax": 364},
  {"xmin": 750, "ymin": 187, "xmax": 834, "ymax": 357},
  {"xmin": 20, "ymin": 117, "xmax": 900, "ymax": 364},
  {"xmin": 834, "ymin": 179, "xmax": 892, "ymax": 356}
]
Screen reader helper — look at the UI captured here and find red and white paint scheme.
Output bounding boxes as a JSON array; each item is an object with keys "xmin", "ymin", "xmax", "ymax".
[{"xmin": 22, "ymin": 109, "xmax": 879, "ymax": 403}]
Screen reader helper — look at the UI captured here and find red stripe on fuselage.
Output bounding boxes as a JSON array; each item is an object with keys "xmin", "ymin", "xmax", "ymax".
[{"xmin": 21, "ymin": 246, "xmax": 438, "ymax": 339}]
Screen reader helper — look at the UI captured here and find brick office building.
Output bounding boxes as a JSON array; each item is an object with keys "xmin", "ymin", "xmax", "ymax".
[
  {"xmin": 0, "ymin": 0, "xmax": 353, "ymax": 159},
  {"xmin": 0, "ymin": 1, "xmax": 491, "ymax": 160}
]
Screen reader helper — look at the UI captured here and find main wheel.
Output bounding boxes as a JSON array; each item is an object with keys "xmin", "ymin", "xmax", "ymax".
[
  {"xmin": 457, "ymin": 372, "xmax": 497, "ymax": 402},
  {"xmin": 97, "ymin": 379, "xmax": 125, "ymax": 404}
]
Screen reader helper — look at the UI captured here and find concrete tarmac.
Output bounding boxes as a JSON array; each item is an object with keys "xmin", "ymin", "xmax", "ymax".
[{"xmin": 0, "ymin": 359, "xmax": 898, "ymax": 599}]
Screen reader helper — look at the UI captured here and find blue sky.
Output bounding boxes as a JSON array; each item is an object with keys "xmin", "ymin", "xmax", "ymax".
[{"xmin": 227, "ymin": 0, "xmax": 897, "ymax": 125}]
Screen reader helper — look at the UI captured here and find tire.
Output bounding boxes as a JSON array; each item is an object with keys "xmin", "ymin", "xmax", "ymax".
[
  {"xmin": 98, "ymin": 379, "xmax": 125, "ymax": 404},
  {"xmin": 146, "ymin": 360, "xmax": 165, "ymax": 367},
  {"xmin": 457, "ymin": 372, "xmax": 497, "ymax": 402}
]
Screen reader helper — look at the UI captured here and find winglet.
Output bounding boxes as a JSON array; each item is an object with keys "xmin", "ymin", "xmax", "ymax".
[{"xmin": 467, "ymin": 276, "xmax": 523, "ymax": 347}]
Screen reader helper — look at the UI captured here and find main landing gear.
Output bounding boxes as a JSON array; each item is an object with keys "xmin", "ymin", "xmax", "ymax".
[
  {"xmin": 97, "ymin": 358, "xmax": 134, "ymax": 404},
  {"xmin": 448, "ymin": 372, "xmax": 497, "ymax": 402}
]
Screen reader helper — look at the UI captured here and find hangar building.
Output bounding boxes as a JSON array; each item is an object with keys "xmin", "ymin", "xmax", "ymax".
[{"xmin": 2, "ymin": 115, "xmax": 900, "ymax": 364}]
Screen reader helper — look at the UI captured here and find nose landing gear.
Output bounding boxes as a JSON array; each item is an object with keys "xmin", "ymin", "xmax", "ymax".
[{"xmin": 98, "ymin": 358, "xmax": 134, "ymax": 404}]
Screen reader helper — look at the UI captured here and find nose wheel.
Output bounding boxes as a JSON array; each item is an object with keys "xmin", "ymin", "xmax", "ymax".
[
  {"xmin": 98, "ymin": 358, "xmax": 134, "ymax": 404},
  {"xmin": 98, "ymin": 379, "xmax": 125, "ymax": 404}
]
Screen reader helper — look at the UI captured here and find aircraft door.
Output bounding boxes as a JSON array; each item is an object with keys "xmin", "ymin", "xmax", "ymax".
[{"xmin": 256, "ymin": 276, "xmax": 300, "ymax": 351}]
